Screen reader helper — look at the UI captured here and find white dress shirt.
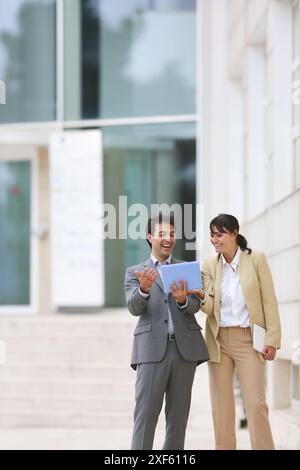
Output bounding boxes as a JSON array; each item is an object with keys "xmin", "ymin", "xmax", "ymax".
[
  {"xmin": 138, "ymin": 254, "xmax": 188, "ymax": 334},
  {"xmin": 219, "ymin": 247, "xmax": 250, "ymax": 328}
]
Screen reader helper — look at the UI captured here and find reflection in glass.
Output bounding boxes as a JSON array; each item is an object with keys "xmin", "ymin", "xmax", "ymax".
[
  {"xmin": 0, "ymin": 161, "xmax": 31, "ymax": 305},
  {"xmin": 103, "ymin": 123, "xmax": 196, "ymax": 306},
  {"xmin": 65, "ymin": 0, "xmax": 196, "ymax": 120},
  {"xmin": 0, "ymin": 0, "xmax": 56, "ymax": 123}
]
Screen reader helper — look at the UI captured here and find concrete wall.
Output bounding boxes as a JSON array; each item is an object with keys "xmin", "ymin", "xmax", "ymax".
[
  {"xmin": 38, "ymin": 147, "xmax": 51, "ymax": 314},
  {"xmin": 201, "ymin": 0, "xmax": 300, "ymax": 448}
]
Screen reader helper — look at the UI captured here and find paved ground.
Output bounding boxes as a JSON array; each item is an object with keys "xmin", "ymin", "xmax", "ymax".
[
  {"xmin": 0, "ymin": 309, "xmax": 290, "ymax": 450},
  {"xmin": 0, "ymin": 312, "xmax": 251, "ymax": 450},
  {"xmin": 0, "ymin": 367, "xmax": 251, "ymax": 450}
]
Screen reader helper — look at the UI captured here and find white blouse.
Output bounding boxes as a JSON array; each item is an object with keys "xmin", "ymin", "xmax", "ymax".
[{"xmin": 219, "ymin": 247, "xmax": 250, "ymax": 328}]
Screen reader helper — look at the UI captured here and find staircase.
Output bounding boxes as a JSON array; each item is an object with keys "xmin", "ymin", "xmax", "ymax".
[
  {"xmin": 0, "ymin": 310, "xmax": 136, "ymax": 428},
  {"xmin": 0, "ymin": 310, "xmax": 253, "ymax": 449}
]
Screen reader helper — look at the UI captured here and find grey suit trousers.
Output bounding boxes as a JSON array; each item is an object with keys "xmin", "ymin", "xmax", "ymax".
[{"xmin": 131, "ymin": 338, "xmax": 197, "ymax": 450}]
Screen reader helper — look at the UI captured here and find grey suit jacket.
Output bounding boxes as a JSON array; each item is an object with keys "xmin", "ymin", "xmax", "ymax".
[{"xmin": 124, "ymin": 256, "xmax": 210, "ymax": 370}]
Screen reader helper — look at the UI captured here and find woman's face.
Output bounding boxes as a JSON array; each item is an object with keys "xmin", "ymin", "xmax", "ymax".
[{"xmin": 210, "ymin": 225, "xmax": 237, "ymax": 254}]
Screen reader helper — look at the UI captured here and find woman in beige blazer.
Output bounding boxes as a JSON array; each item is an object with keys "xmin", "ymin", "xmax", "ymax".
[{"xmin": 188, "ymin": 214, "xmax": 281, "ymax": 450}]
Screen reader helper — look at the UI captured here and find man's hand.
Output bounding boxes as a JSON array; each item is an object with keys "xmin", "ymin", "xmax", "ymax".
[
  {"xmin": 186, "ymin": 289, "xmax": 205, "ymax": 301},
  {"xmin": 263, "ymin": 345, "xmax": 276, "ymax": 361},
  {"xmin": 135, "ymin": 268, "xmax": 158, "ymax": 294},
  {"xmin": 171, "ymin": 280, "xmax": 188, "ymax": 305}
]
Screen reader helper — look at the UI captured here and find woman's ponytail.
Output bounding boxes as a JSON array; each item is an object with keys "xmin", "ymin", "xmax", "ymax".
[{"xmin": 237, "ymin": 233, "xmax": 252, "ymax": 254}]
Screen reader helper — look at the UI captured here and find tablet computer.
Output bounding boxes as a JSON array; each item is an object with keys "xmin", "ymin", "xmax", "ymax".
[
  {"xmin": 160, "ymin": 261, "xmax": 202, "ymax": 295},
  {"xmin": 253, "ymin": 324, "xmax": 266, "ymax": 354}
]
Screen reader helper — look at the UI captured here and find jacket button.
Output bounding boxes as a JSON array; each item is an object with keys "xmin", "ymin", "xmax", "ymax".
[
  {"xmin": 164, "ymin": 320, "xmax": 168, "ymax": 323},
  {"xmin": 164, "ymin": 299, "xmax": 167, "ymax": 303}
]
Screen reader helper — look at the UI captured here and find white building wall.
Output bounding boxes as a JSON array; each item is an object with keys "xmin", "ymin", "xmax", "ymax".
[
  {"xmin": 202, "ymin": 0, "xmax": 229, "ymax": 238},
  {"xmin": 201, "ymin": 0, "xmax": 300, "ymax": 448},
  {"xmin": 245, "ymin": 46, "xmax": 266, "ymax": 218},
  {"xmin": 201, "ymin": 0, "xmax": 246, "ymax": 256},
  {"xmin": 226, "ymin": 80, "xmax": 244, "ymax": 222}
]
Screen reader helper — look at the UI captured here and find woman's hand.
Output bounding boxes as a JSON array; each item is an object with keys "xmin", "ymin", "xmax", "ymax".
[
  {"xmin": 263, "ymin": 345, "xmax": 276, "ymax": 361},
  {"xmin": 186, "ymin": 289, "xmax": 206, "ymax": 301},
  {"xmin": 171, "ymin": 280, "xmax": 188, "ymax": 305}
]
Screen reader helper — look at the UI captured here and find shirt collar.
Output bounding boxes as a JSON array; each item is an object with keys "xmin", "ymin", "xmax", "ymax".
[
  {"xmin": 151, "ymin": 253, "xmax": 171, "ymax": 266},
  {"xmin": 221, "ymin": 247, "xmax": 241, "ymax": 271}
]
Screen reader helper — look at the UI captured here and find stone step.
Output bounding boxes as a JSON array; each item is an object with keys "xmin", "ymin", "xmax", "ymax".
[
  {"xmin": 0, "ymin": 324, "xmax": 134, "ymax": 337},
  {"xmin": 0, "ymin": 410, "xmax": 134, "ymax": 428},
  {"xmin": 0, "ymin": 364, "xmax": 133, "ymax": 379},
  {"xmin": 3, "ymin": 350, "xmax": 131, "ymax": 365},
  {"xmin": 0, "ymin": 311, "xmax": 139, "ymax": 428},
  {"xmin": 0, "ymin": 378, "xmax": 134, "ymax": 396},
  {"xmin": 0, "ymin": 395, "xmax": 134, "ymax": 413},
  {"xmin": 0, "ymin": 312, "xmax": 133, "ymax": 329},
  {"xmin": 0, "ymin": 336, "xmax": 133, "ymax": 345},
  {"xmin": 3, "ymin": 339, "xmax": 131, "ymax": 353}
]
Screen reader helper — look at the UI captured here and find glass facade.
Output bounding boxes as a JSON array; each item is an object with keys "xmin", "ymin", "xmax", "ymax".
[
  {"xmin": 0, "ymin": 0, "xmax": 196, "ymax": 122},
  {"xmin": 103, "ymin": 123, "xmax": 196, "ymax": 306},
  {"xmin": 65, "ymin": 0, "xmax": 196, "ymax": 120},
  {"xmin": 0, "ymin": 0, "xmax": 198, "ymax": 309},
  {"xmin": 0, "ymin": 161, "xmax": 31, "ymax": 305},
  {"xmin": 0, "ymin": 0, "xmax": 56, "ymax": 123}
]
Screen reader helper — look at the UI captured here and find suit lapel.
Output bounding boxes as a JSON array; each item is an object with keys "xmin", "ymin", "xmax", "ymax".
[
  {"xmin": 144, "ymin": 258, "xmax": 154, "ymax": 268},
  {"xmin": 238, "ymin": 250, "xmax": 254, "ymax": 306},
  {"xmin": 154, "ymin": 270, "xmax": 164, "ymax": 291},
  {"xmin": 214, "ymin": 255, "xmax": 223, "ymax": 321},
  {"xmin": 144, "ymin": 256, "xmax": 177, "ymax": 292}
]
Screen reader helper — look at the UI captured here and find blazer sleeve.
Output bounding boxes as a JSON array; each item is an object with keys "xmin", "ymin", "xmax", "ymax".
[
  {"xmin": 257, "ymin": 253, "xmax": 281, "ymax": 349},
  {"xmin": 200, "ymin": 259, "xmax": 215, "ymax": 317},
  {"xmin": 124, "ymin": 267, "xmax": 149, "ymax": 317}
]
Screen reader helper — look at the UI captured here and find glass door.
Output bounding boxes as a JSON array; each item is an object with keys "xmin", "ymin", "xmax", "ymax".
[
  {"xmin": 103, "ymin": 123, "xmax": 196, "ymax": 307},
  {"xmin": 0, "ymin": 148, "xmax": 37, "ymax": 313}
]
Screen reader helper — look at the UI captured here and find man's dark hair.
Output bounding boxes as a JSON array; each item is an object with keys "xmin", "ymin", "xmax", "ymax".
[{"xmin": 146, "ymin": 212, "xmax": 175, "ymax": 248}]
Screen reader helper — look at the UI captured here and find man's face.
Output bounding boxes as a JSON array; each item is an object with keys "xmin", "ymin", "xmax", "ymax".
[{"xmin": 147, "ymin": 222, "xmax": 176, "ymax": 260}]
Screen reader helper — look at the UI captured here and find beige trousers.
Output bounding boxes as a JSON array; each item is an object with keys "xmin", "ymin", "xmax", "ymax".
[{"xmin": 208, "ymin": 327, "xmax": 275, "ymax": 450}]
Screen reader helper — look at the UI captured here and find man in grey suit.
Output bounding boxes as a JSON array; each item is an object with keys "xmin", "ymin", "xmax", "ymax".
[{"xmin": 124, "ymin": 213, "xmax": 209, "ymax": 450}]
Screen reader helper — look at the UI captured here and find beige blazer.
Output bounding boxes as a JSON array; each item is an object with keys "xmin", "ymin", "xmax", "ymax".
[{"xmin": 200, "ymin": 250, "xmax": 281, "ymax": 363}]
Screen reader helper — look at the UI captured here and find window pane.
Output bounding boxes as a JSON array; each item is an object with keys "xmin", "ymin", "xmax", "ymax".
[
  {"xmin": 0, "ymin": 0, "xmax": 56, "ymax": 123},
  {"xmin": 103, "ymin": 123, "xmax": 196, "ymax": 306},
  {"xmin": 0, "ymin": 161, "xmax": 31, "ymax": 305},
  {"xmin": 65, "ymin": 0, "xmax": 196, "ymax": 120}
]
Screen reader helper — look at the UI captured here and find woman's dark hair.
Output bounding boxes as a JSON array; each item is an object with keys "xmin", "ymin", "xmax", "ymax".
[{"xmin": 209, "ymin": 213, "xmax": 252, "ymax": 254}]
